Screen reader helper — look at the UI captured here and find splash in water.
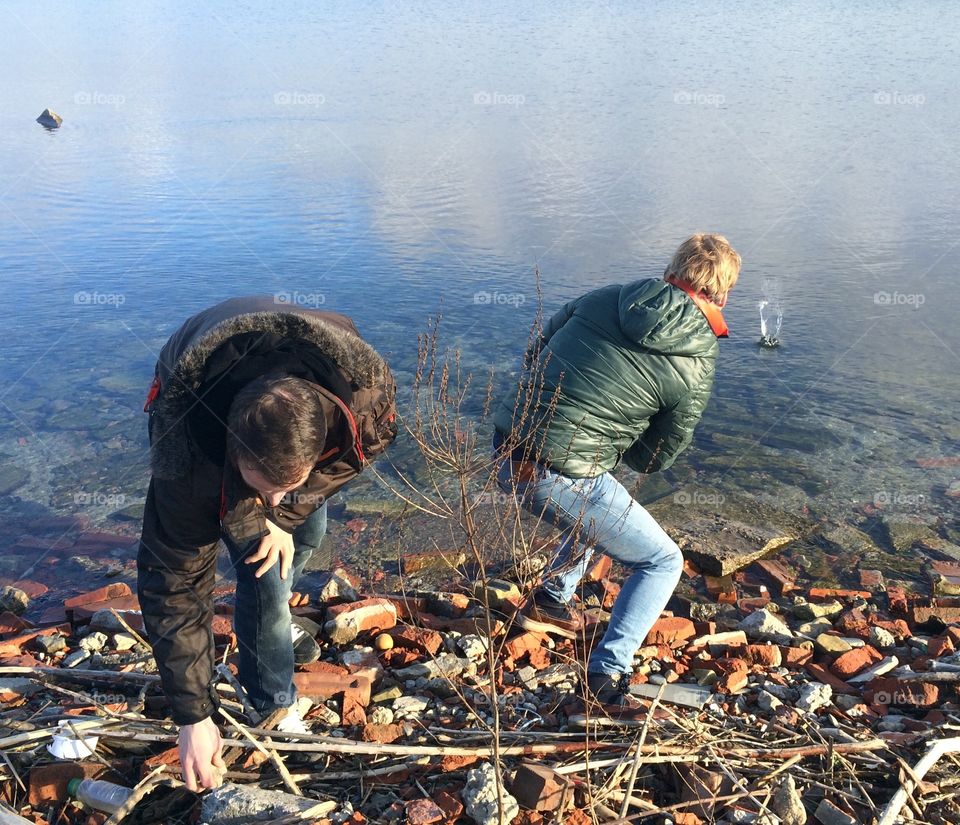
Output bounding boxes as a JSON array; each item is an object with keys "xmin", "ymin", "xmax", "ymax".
[{"xmin": 758, "ymin": 278, "xmax": 783, "ymax": 348}]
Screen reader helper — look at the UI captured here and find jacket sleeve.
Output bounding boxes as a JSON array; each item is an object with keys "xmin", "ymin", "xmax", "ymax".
[
  {"xmin": 624, "ymin": 369, "xmax": 714, "ymax": 474},
  {"xmin": 136, "ymin": 471, "xmax": 223, "ymax": 726},
  {"xmin": 523, "ymin": 298, "xmax": 582, "ymax": 367},
  {"xmin": 357, "ymin": 368, "xmax": 398, "ymax": 461}
]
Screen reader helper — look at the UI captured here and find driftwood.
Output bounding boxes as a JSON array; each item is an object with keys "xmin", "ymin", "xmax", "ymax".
[{"xmin": 877, "ymin": 736, "xmax": 960, "ymax": 825}]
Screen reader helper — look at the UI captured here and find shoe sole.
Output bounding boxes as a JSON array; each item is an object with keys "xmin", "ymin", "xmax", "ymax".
[
  {"xmin": 567, "ymin": 712, "xmax": 649, "ymax": 728},
  {"xmin": 516, "ymin": 613, "xmax": 579, "ymax": 640}
]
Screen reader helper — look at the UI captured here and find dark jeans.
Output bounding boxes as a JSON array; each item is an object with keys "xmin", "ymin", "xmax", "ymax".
[{"xmin": 224, "ymin": 503, "xmax": 327, "ymax": 714}]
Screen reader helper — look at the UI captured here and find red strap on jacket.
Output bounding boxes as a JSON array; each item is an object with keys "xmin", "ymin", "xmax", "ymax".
[
  {"xmin": 665, "ymin": 275, "xmax": 729, "ymax": 338},
  {"xmin": 143, "ymin": 375, "xmax": 161, "ymax": 412}
]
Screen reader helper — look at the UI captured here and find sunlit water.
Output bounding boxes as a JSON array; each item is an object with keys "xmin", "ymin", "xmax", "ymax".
[{"xmin": 1, "ymin": 2, "xmax": 958, "ymax": 587}]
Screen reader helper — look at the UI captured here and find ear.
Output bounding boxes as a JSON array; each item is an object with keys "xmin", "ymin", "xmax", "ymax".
[{"xmin": 713, "ymin": 292, "xmax": 728, "ymax": 308}]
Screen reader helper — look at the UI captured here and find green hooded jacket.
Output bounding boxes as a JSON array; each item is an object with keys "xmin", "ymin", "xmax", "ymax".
[{"xmin": 493, "ymin": 278, "xmax": 722, "ymax": 477}]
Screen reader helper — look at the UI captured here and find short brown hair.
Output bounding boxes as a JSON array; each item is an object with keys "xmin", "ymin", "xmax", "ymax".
[
  {"xmin": 665, "ymin": 233, "xmax": 741, "ymax": 301},
  {"xmin": 226, "ymin": 376, "xmax": 327, "ymax": 486}
]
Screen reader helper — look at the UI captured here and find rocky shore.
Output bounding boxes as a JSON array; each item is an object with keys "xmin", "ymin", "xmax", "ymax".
[{"xmin": 1, "ymin": 526, "xmax": 959, "ymax": 825}]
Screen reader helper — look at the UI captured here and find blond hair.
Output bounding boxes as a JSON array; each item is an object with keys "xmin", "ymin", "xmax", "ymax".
[{"xmin": 665, "ymin": 233, "xmax": 741, "ymax": 301}]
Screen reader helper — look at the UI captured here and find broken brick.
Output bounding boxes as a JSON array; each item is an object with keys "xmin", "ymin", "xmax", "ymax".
[
  {"xmin": 585, "ymin": 554, "xmax": 612, "ymax": 582},
  {"xmin": 830, "ymin": 645, "xmax": 883, "ymax": 679},
  {"xmin": 324, "ymin": 598, "xmax": 397, "ymax": 644},
  {"xmin": 511, "ymin": 762, "xmax": 570, "ymax": 812},
  {"xmin": 362, "ymin": 723, "xmax": 405, "ymax": 744},
  {"xmin": 868, "ymin": 678, "xmax": 940, "ymax": 708},
  {"xmin": 293, "ymin": 671, "xmax": 371, "ymax": 705},
  {"xmin": 405, "ymin": 798, "xmax": 445, "ymax": 825},
  {"xmin": 505, "ymin": 631, "xmax": 549, "ymax": 663},
  {"xmin": 391, "ymin": 625, "xmax": 444, "ymax": 656},
  {"xmin": 754, "ymin": 560, "xmax": 798, "ymax": 596},
  {"xmin": 645, "ymin": 617, "xmax": 696, "ymax": 647},
  {"xmin": 434, "ymin": 790, "xmax": 464, "ymax": 821},
  {"xmin": 808, "ymin": 587, "xmax": 871, "ymax": 602},
  {"xmin": 64, "ymin": 583, "xmax": 133, "ymax": 611}
]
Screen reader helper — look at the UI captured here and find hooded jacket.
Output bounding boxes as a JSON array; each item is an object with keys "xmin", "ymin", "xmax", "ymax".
[
  {"xmin": 136, "ymin": 296, "xmax": 396, "ymax": 725},
  {"xmin": 492, "ymin": 278, "xmax": 723, "ymax": 477}
]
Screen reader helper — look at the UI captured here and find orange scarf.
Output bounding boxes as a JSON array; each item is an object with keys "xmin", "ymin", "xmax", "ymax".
[{"xmin": 665, "ymin": 275, "xmax": 729, "ymax": 338}]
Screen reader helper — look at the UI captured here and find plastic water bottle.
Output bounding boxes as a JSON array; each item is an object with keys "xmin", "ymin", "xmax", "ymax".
[{"xmin": 66, "ymin": 778, "xmax": 133, "ymax": 814}]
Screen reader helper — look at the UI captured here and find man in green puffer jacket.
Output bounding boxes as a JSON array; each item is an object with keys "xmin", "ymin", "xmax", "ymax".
[{"xmin": 493, "ymin": 233, "xmax": 740, "ymax": 707}]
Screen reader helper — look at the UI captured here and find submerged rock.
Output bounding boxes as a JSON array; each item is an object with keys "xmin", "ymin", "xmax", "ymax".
[{"xmin": 36, "ymin": 108, "xmax": 62, "ymax": 128}]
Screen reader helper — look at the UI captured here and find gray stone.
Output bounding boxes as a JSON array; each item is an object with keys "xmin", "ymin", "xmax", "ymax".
[
  {"xmin": 62, "ymin": 649, "xmax": 91, "ymax": 668},
  {"xmin": 113, "ymin": 633, "xmax": 137, "ymax": 652},
  {"xmin": 797, "ymin": 682, "xmax": 832, "ymax": 714},
  {"xmin": 814, "ymin": 634, "xmax": 852, "ymax": 656},
  {"xmin": 458, "ymin": 634, "xmax": 489, "ymax": 661},
  {"xmin": 0, "ymin": 586, "xmax": 29, "ymax": 616},
  {"xmin": 738, "ymin": 609, "xmax": 793, "ymax": 642},
  {"xmin": 80, "ymin": 631, "xmax": 109, "ymax": 652},
  {"xmin": 813, "ymin": 798, "xmax": 857, "ymax": 825},
  {"xmin": 793, "ymin": 600, "xmax": 843, "ymax": 621},
  {"xmin": 391, "ymin": 696, "xmax": 429, "ymax": 718},
  {"xmin": 200, "ymin": 782, "xmax": 323, "ymax": 824},
  {"xmin": 757, "ymin": 690, "xmax": 782, "ymax": 712},
  {"xmin": 463, "ymin": 762, "xmax": 519, "ymax": 825},
  {"xmin": 770, "ymin": 774, "xmax": 807, "ymax": 825},
  {"xmin": 393, "ymin": 653, "xmax": 471, "ymax": 681},
  {"xmin": 868, "ymin": 626, "xmax": 896, "ymax": 650},
  {"xmin": 368, "ymin": 706, "xmax": 394, "ymax": 726},
  {"xmin": 35, "ymin": 634, "xmax": 67, "ymax": 654},
  {"xmin": 516, "ymin": 666, "xmax": 539, "ymax": 691},
  {"xmin": 89, "ymin": 609, "xmax": 142, "ymax": 633},
  {"xmin": 36, "ymin": 108, "xmax": 62, "ymax": 129}
]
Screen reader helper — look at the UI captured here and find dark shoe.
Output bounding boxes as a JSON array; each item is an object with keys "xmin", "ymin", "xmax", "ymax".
[
  {"xmin": 291, "ymin": 616, "xmax": 321, "ymax": 665},
  {"xmin": 517, "ymin": 591, "xmax": 583, "ymax": 639},
  {"xmin": 568, "ymin": 672, "xmax": 649, "ymax": 728}
]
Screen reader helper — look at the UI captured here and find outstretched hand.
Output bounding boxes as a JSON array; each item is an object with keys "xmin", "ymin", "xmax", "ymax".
[
  {"xmin": 179, "ymin": 716, "xmax": 225, "ymax": 791},
  {"xmin": 245, "ymin": 518, "xmax": 295, "ymax": 579}
]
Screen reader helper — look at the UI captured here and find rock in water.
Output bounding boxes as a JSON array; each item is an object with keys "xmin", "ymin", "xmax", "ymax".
[
  {"xmin": 770, "ymin": 774, "xmax": 807, "ymax": 824},
  {"xmin": 36, "ymin": 108, "xmax": 62, "ymax": 128},
  {"xmin": 463, "ymin": 762, "xmax": 519, "ymax": 825}
]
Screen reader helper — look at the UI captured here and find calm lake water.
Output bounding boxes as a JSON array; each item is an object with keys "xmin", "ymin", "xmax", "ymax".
[{"xmin": 1, "ymin": 2, "xmax": 958, "ymax": 583}]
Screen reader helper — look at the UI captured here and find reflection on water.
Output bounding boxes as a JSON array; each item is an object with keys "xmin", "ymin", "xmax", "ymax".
[{"xmin": 0, "ymin": 1, "xmax": 958, "ymax": 592}]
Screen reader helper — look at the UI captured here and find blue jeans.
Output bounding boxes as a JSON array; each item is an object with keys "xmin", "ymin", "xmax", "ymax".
[
  {"xmin": 224, "ymin": 503, "xmax": 327, "ymax": 714},
  {"xmin": 496, "ymin": 449, "xmax": 683, "ymax": 676}
]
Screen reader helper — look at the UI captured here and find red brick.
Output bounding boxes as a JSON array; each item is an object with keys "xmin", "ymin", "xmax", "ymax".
[
  {"xmin": 585, "ymin": 554, "xmax": 612, "ymax": 582},
  {"xmin": 71, "ymin": 532, "xmax": 137, "ymax": 550},
  {"xmin": 704, "ymin": 575, "xmax": 736, "ymax": 600},
  {"xmin": 434, "ymin": 790, "xmax": 464, "ymax": 821},
  {"xmin": 910, "ymin": 602, "xmax": 960, "ymax": 625},
  {"xmin": 293, "ymin": 671, "xmax": 371, "ymax": 705},
  {"xmin": 645, "ymin": 617, "xmax": 696, "ymax": 646},
  {"xmin": 754, "ymin": 560, "xmax": 798, "ymax": 596},
  {"xmin": 804, "ymin": 662, "xmax": 858, "ymax": 694},
  {"xmin": 830, "ymin": 646, "xmax": 883, "ymax": 679},
  {"xmin": 391, "ymin": 625, "xmax": 443, "ymax": 656},
  {"xmin": 505, "ymin": 631, "xmax": 549, "ymax": 663},
  {"xmin": 886, "ymin": 586, "xmax": 908, "ymax": 613},
  {"xmin": 779, "ymin": 646, "xmax": 813, "ymax": 666},
  {"xmin": 12, "ymin": 580, "xmax": 48, "ymax": 599},
  {"xmin": 341, "ymin": 691, "xmax": 368, "ymax": 727},
  {"xmin": 928, "ymin": 635, "xmax": 955, "ymax": 658},
  {"xmin": 72, "ymin": 597, "xmax": 142, "ymax": 624},
  {"xmin": 809, "ymin": 587, "xmax": 871, "ymax": 602},
  {"xmin": 325, "ymin": 598, "xmax": 397, "ymax": 643},
  {"xmin": 717, "ymin": 669, "xmax": 748, "ymax": 694},
  {"xmin": 65, "ymin": 581, "xmax": 135, "ymax": 610},
  {"xmin": 740, "ymin": 645, "xmax": 782, "ymax": 668},
  {"xmin": 0, "ymin": 611, "xmax": 32, "ymax": 636},
  {"xmin": 405, "ymin": 799, "xmax": 444, "ymax": 825},
  {"xmin": 868, "ymin": 678, "xmax": 940, "ymax": 708},
  {"xmin": 402, "ymin": 550, "xmax": 466, "ymax": 575},
  {"xmin": 511, "ymin": 762, "xmax": 570, "ymax": 812},
  {"xmin": 858, "ymin": 569, "xmax": 884, "ymax": 590},
  {"xmin": 527, "ymin": 646, "xmax": 551, "ymax": 670},
  {"xmin": 439, "ymin": 754, "xmax": 480, "ymax": 772},
  {"xmin": 361, "ymin": 723, "xmax": 406, "ymax": 744}
]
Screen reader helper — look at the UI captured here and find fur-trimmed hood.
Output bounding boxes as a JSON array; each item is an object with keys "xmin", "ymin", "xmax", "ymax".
[{"xmin": 148, "ymin": 296, "xmax": 391, "ymax": 480}]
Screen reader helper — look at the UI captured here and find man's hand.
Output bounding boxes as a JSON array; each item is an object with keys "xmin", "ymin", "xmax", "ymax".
[
  {"xmin": 178, "ymin": 716, "xmax": 225, "ymax": 791},
  {"xmin": 245, "ymin": 518, "xmax": 295, "ymax": 579}
]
